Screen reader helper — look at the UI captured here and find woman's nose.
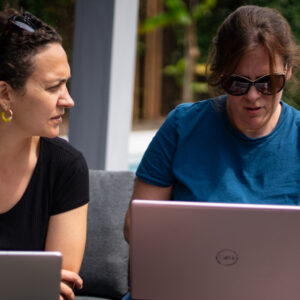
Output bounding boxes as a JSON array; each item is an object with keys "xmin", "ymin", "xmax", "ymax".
[
  {"xmin": 57, "ymin": 88, "xmax": 74, "ymax": 108},
  {"xmin": 245, "ymin": 85, "xmax": 261, "ymax": 101}
]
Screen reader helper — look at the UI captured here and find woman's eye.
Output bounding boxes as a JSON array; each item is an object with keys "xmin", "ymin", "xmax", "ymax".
[{"xmin": 48, "ymin": 84, "xmax": 60, "ymax": 91}]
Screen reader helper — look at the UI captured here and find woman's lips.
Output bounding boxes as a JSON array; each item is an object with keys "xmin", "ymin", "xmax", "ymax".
[
  {"xmin": 51, "ymin": 114, "xmax": 63, "ymax": 123},
  {"xmin": 245, "ymin": 106, "xmax": 262, "ymax": 115}
]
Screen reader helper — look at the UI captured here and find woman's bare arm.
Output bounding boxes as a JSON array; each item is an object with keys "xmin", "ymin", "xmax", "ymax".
[
  {"xmin": 45, "ymin": 204, "xmax": 88, "ymax": 300},
  {"xmin": 123, "ymin": 178, "xmax": 172, "ymax": 243}
]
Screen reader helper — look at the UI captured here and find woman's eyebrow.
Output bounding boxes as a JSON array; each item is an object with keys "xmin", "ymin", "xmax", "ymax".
[{"xmin": 45, "ymin": 76, "xmax": 71, "ymax": 84}]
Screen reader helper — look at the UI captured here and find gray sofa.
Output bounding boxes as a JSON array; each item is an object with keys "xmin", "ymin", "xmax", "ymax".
[{"xmin": 76, "ymin": 170, "xmax": 135, "ymax": 300}]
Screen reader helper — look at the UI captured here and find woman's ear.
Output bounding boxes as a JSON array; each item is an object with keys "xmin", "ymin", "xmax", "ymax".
[
  {"xmin": 0, "ymin": 81, "xmax": 12, "ymax": 110},
  {"xmin": 286, "ymin": 66, "xmax": 293, "ymax": 80}
]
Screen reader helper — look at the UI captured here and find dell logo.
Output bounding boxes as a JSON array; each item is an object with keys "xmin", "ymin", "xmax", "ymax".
[{"xmin": 216, "ymin": 249, "xmax": 239, "ymax": 266}]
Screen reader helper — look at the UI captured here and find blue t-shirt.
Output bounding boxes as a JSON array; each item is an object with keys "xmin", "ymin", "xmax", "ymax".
[{"xmin": 136, "ymin": 97, "xmax": 300, "ymax": 204}]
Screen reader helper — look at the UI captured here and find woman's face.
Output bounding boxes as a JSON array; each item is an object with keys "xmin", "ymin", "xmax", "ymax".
[
  {"xmin": 225, "ymin": 46, "xmax": 291, "ymax": 138},
  {"xmin": 9, "ymin": 42, "xmax": 74, "ymax": 138}
]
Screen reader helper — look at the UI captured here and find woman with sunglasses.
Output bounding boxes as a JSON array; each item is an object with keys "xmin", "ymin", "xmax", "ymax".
[
  {"xmin": 0, "ymin": 8, "xmax": 88, "ymax": 300},
  {"xmin": 123, "ymin": 4, "xmax": 300, "ymax": 247}
]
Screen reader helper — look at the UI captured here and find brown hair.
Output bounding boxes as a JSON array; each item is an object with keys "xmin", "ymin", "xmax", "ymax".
[
  {"xmin": 206, "ymin": 5, "xmax": 300, "ymax": 94},
  {"xmin": 0, "ymin": 8, "xmax": 62, "ymax": 90}
]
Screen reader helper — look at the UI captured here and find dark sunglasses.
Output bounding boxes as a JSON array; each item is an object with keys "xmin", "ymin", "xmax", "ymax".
[
  {"xmin": 221, "ymin": 73, "xmax": 286, "ymax": 96},
  {"xmin": 3, "ymin": 13, "xmax": 36, "ymax": 36}
]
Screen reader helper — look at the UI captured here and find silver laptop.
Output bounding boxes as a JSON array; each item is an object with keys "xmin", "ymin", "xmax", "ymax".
[
  {"xmin": 130, "ymin": 200, "xmax": 300, "ymax": 300},
  {"xmin": 0, "ymin": 251, "xmax": 62, "ymax": 300}
]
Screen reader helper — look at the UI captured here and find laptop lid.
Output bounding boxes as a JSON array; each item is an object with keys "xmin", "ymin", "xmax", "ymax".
[
  {"xmin": 0, "ymin": 251, "xmax": 62, "ymax": 300},
  {"xmin": 130, "ymin": 200, "xmax": 300, "ymax": 300}
]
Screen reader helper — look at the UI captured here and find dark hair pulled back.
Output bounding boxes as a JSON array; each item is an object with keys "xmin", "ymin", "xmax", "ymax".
[
  {"xmin": 0, "ymin": 8, "xmax": 62, "ymax": 90},
  {"xmin": 206, "ymin": 5, "xmax": 300, "ymax": 92}
]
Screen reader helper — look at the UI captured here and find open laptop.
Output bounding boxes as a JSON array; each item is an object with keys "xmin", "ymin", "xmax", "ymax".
[
  {"xmin": 0, "ymin": 251, "xmax": 62, "ymax": 300},
  {"xmin": 130, "ymin": 200, "xmax": 300, "ymax": 300}
]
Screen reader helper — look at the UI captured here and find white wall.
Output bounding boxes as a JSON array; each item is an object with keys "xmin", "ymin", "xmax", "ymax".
[{"xmin": 106, "ymin": 0, "xmax": 139, "ymax": 170}]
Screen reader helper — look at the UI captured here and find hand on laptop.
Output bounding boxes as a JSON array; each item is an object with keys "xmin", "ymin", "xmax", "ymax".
[{"xmin": 60, "ymin": 269, "xmax": 83, "ymax": 300}]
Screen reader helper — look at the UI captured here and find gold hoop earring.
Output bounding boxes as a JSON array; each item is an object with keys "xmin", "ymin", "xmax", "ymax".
[{"xmin": 1, "ymin": 109, "xmax": 13, "ymax": 122}]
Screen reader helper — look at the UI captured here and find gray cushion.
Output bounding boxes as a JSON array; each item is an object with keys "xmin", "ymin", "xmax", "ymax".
[{"xmin": 76, "ymin": 170, "xmax": 135, "ymax": 299}]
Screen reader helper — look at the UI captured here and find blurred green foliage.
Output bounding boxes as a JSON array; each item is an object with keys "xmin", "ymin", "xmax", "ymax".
[
  {"xmin": 139, "ymin": 0, "xmax": 217, "ymax": 33},
  {"xmin": 139, "ymin": 0, "xmax": 216, "ymax": 100}
]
